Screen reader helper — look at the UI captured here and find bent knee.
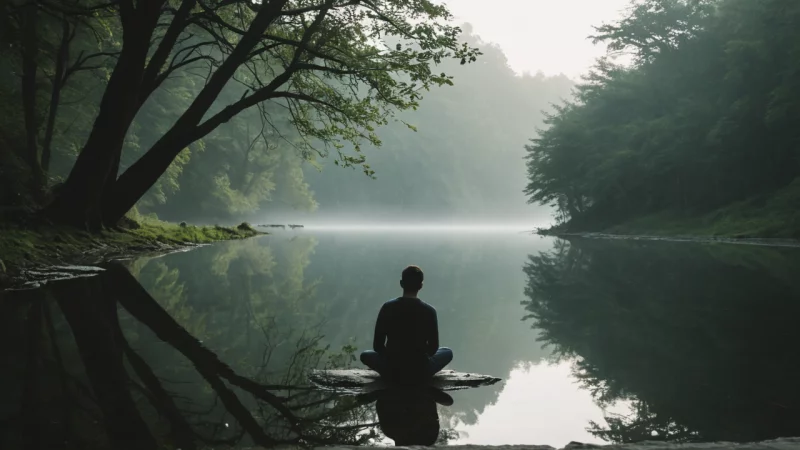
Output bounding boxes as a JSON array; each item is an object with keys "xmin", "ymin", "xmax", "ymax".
[{"xmin": 440, "ymin": 347, "xmax": 454, "ymax": 361}]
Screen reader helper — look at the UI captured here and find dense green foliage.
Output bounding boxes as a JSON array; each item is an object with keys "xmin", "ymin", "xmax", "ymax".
[
  {"xmin": 525, "ymin": 0, "xmax": 800, "ymax": 236},
  {"xmin": 522, "ymin": 238, "xmax": 800, "ymax": 443},
  {"xmin": 1, "ymin": 0, "xmax": 480, "ymax": 228},
  {"xmin": 1, "ymin": 1, "xmax": 571, "ymax": 225},
  {"xmin": 1, "ymin": 0, "xmax": 575, "ymax": 226},
  {"xmin": 0, "ymin": 255, "xmax": 381, "ymax": 449}
]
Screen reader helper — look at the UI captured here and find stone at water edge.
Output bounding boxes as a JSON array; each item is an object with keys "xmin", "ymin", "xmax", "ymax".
[{"xmin": 309, "ymin": 368, "xmax": 501, "ymax": 393}]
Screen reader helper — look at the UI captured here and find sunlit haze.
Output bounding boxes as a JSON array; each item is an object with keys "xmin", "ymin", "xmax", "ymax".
[
  {"xmin": 445, "ymin": 0, "xmax": 632, "ymax": 78},
  {"xmin": 297, "ymin": 223, "xmax": 541, "ymax": 233}
]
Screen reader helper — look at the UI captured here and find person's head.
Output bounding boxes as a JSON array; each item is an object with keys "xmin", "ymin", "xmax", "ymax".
[{"xmin": 400, "ymin": 265, "xmax": 424, "ymax": 295}]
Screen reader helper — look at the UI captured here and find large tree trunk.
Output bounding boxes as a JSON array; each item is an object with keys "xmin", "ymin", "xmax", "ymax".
[
  {"xmin": 41, "ymin": 17, "xmax": 71, "ymax": 174},
  {"xmin": 20, "ymin": 0, "xmax": 43, "ymax": 185},
  {"xmin": 101, "ymin": 0, "xmax": 291, "ymax": 225},
  {"xmin": 107, "ymin": 263, "xmax": 288, "ymax": 445},
  {"xmin": 22, "ymin": 300, "xmax": 44, "ymax": 450},
  {"xmin": 55, "ymin": 276, "xmax": 158, "ymax": 450},
  {"xmin": 102, "ymin": 129, "xmax": 190, "ymax": 224},
  {"xmin": 45, "ymin": 4, "xmax": 161, "ymax": 229}
]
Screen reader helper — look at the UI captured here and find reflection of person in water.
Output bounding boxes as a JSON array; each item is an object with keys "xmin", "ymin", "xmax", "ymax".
[
  {"xmin": 361, "ymin": 387, "xmax": 454, "ymax": 446},
  {"xmin": 359, "ymin": 265, "xmax": 453, "ymax": 383}
]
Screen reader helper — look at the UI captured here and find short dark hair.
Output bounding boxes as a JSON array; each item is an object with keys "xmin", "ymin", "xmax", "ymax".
[{"xmin": 401, "ymin": 265, "xmax": 424, "ymax": 290}]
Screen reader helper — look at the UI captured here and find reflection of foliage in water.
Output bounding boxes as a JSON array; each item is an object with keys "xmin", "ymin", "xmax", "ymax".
[
  {"xmin": 522, "ymin": 238, "xmax": 800, "ymax": 444},
  {"xmin": 131, "ymin": 236, "xmax": 326, "ymax": 376},
  {"xmin": 127, "ymin": 234, "xmax": 464, "ymax": 445},
  {"xmin": 0, "ymin": 257, "xmax": 379, "ymax": 449}
]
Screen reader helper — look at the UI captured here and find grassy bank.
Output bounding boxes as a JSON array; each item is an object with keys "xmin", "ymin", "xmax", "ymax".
[
  {"xmin": 541, "ymin": 181, "xmax": 800, "ymax": 240},
  {"xmin": 0, "ymin": 217, "xmax": 263, "ymax": 288}
]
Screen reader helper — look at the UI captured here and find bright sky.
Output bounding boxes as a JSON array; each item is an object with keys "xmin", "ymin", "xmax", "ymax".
[{"xmin": 444, "ymin": 0, "xmax": 633, "ymax": 79}]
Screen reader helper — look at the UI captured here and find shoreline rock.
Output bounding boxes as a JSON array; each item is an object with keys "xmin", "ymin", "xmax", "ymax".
[
  {"xmin": 309, "ymin": 368, "xmax": 501, "ymax": 394},
  {"xmin": 536, "ymin": 231, "xmax": 800, "ymax": 249}
]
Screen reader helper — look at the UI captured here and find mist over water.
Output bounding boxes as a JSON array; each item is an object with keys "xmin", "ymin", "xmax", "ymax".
[
  {"xmin": 5, "ymin": 0, "xmax": 800, "ymax": 447},
  {"xmin": 287, "ymin": 222, "xmax": 543, "ymax": 233},
  {"xmin": 4, "ymin": 227, "xmax": 800, "ymax": 447},
  {"xmin": 254, "ymin": 209, "xmax": 554, "ymax": 234}
]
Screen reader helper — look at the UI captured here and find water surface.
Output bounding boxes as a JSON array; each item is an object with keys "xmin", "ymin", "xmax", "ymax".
[{"xmin": 2, "ymin": 228, "xmax": 800, "ymax": 449}]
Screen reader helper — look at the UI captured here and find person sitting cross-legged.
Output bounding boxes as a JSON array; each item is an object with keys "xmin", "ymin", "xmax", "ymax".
[{"xmin": 360, "ymin": 265, "xmax": 453, "ymax": 384}]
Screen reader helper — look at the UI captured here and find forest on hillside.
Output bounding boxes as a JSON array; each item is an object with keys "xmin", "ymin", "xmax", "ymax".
[
  {"xmin": 525, "ymin": 0, "xmax": 800, "ymax": 237},
  {"xmin": 301, "ymin": 26, "xmax": 572, "ymax": 223}
]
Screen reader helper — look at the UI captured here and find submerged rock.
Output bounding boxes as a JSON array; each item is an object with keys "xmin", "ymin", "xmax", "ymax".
[
  {"xmin": 309, "ymin": 368, "xmax": 501, "ymax": 394},
  {"xmin": 13, "ymin": 264, "xmax": 107, "ymax": 290},
  {"xmin": 236, "ymin": 222, "xmax": 256, "ymax": 232}
]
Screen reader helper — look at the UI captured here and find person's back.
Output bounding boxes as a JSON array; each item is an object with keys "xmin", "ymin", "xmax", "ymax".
[
  {"xmin": 360, "ymin": 266, "xmax": 453, "ymax": 383},
  {"xmin": 378, "ymin": 297, "xmax": 437, "ymax": 370}
]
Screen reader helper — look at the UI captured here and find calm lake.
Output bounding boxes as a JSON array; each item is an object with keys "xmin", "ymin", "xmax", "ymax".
[{"xmin": 2, "ymin": 228, "xmax": 800, "ymax": 449}]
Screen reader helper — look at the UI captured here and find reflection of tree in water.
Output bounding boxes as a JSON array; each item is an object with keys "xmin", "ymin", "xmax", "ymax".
[
  {"xmin": 0, "ymin": 263, "xmax": 380, "ymax": 449},
  {"xmin": 521, "ymin": 238, "xmax": 800, "ymax": 444},
  {"xmin": 128, "ymin": 236, "xmax": 325, "ymax": 377}
]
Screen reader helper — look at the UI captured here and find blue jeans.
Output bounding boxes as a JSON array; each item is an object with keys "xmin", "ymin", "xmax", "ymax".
[{"xmin": 360, "ymin": 348, "xmax": 453, "ymax": 379}]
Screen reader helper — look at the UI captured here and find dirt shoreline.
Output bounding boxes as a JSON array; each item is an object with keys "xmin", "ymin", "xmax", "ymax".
[
  {"xmin": 3, "ymin": 242, "xmax": 206, "ymax": 290},
  {"xmin": 535, "ymin": 231, "xmax": 800, "ymax": 248},
  {"xmin": 0, "ymin": 221, "xmax": 265, "ymax": 290}
]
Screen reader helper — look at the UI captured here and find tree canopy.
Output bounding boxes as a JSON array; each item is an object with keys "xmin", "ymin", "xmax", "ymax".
[
  {"xmin": 525, "ymin": 0, "xmax": 800, "ymax": 233},
  {"xmin": 1, "ymin": 0, "xmax": 478, "ymax": 229}
]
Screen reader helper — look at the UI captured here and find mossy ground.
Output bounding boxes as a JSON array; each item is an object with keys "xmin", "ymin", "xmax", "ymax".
[
  {"xmin": 0, "ymin": 217, "xmax": 262, "ymax": 286},
  {"xmin": 542, "ymin": 179, "xmax": 800, "ymax": 239}
]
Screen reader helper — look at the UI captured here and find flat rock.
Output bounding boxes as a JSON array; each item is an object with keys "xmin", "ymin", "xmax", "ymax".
[{"xmin": 309, "ymin": 368, "xmax": 501, "ymax": 393}]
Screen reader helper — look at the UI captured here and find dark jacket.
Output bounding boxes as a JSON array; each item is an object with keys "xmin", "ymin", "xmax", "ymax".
[{"xmin": 373, "ymin": 297, "xmax": 439, "ymax": 373}]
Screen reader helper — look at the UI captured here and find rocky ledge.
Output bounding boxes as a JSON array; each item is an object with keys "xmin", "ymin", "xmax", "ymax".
[{"xmin": 309, "ymin": 368, "xmax": 501, "ymax": 394}]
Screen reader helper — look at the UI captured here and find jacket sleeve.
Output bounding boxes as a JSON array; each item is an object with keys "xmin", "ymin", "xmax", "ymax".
[
  {"xmin": 373, "ymin": 304, "xmax": 387, "ymax": 353},
  {"xmin": 427, "ymin": 307, "xmax": 439, "ymax": 356}
]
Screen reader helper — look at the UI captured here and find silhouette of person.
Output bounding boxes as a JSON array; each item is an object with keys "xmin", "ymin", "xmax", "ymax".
[
  {"xmin": 359, "ymin": 387, "xmax": 454, "ymax": 446},
  {"xmin": 359, "ymin": 265, "xmax": 453, "ymax": 384}
]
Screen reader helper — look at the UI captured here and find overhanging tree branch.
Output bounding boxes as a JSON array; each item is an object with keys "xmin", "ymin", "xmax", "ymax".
[{"xmin": 141, "ymin": 0, "xmax": 198, "ymax": 95}]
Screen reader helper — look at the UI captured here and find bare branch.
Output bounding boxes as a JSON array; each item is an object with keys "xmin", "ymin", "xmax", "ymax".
[
  {"xmin": 295, "ymin": 62, "xmax": 381, "ymax": 76},
  {"xmin": 280, "ymin": 0, "xmax": 360, "ymax": 17},
  {"xmin": 193, "ymin": 1, "xmax": 338, "ymax": 139},
  {"xmin": 38, "ymin": 0, "xmax": 119, "ymax": 17},
  {"xmin": 261, "ymin": 33, "xmax": 350, "ymax": 66},
  {"xmin": 141, "ymin": 0, "xmax": 198, "ymax": 94},
  {"xmin": 63, "ymin": 50, "xmax": 119, "ymax": 83}
]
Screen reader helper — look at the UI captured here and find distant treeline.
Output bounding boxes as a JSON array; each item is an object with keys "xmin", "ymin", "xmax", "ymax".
[
  {"xmin": 525, "ymin": 0, "xmax": 800, "ymax": 236},
  {"xmin": 304, "ymin": 26, "xmax": 573, "ymax": 221}
]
